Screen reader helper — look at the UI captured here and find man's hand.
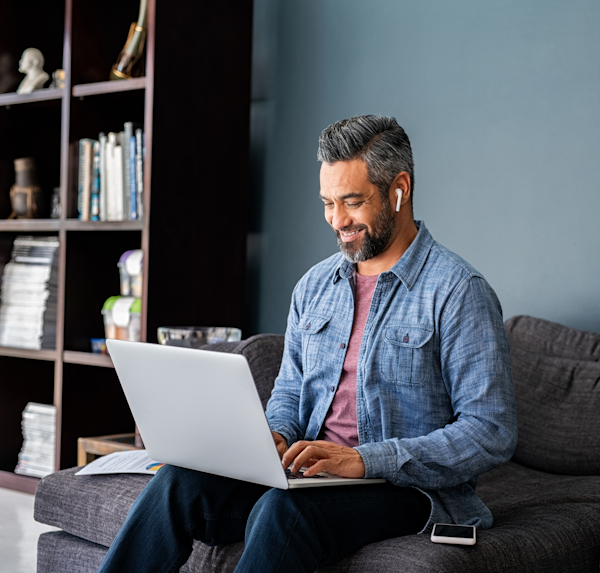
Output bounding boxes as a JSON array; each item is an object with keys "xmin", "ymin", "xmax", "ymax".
[
  {"xmin": 272, "ymin": 432, "xmax": 288, "ymax": 459},
  {"xmin": 281, "ymin": 440, "xmax": 366, "ymax": 478}
]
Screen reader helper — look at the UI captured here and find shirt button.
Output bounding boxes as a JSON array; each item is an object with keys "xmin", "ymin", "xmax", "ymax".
[
  {"xmin": 305, "ymin": 324, "xmax": 310, "ymax": 330},
  {"xmin": 403, "ymin": 335, "xmax": 410, "ymax": 343},
  {"xmin": 340, "ymin": 343, "xmax": 346, "ymax": 349},
  {"xmin": 330, "ymin": 386, "xmax": 335, "ymax": 392}
]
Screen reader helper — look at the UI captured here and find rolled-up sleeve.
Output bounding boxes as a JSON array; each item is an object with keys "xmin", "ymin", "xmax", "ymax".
[{"xmin": 265, "ymin": 284, "xmax": 305, "ymax": 446}]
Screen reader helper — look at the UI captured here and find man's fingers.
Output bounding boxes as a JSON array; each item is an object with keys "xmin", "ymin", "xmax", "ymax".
[
  {"xmin": 289, "ymin": 445, "xmax": 328, "ymax": 473},
  {"xmin": 301, "ymin": 459, "xmax": 329, "ymax": 477},
  {"xmin": 281, "ymin": 440, "xmax": 311, "ymax": 469}
]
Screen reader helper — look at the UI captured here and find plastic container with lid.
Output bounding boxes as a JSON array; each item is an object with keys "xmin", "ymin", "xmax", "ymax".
[
  {"xmin": 102, "ymin": 296, "xmax": 142, "ymax": 342},
  {"xmin": 117, "ymin": 250, "xmax": 143, "ymax": 298}
]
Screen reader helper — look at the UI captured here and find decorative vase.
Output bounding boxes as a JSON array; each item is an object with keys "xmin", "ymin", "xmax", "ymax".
[{"xmin": 9, "ymin": 157, "xmax": 43, "ymax": 219}]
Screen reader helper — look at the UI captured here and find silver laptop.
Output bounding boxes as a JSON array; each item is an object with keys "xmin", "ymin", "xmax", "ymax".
[{"xmin": 107, "ymin": 339, "xmax": 385, "ymax": 490}]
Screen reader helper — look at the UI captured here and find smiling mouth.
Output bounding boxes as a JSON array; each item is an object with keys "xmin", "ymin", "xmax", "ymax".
[{"xmin": 338, "ymin": 228, "xmax": 364, "ymax": 242}]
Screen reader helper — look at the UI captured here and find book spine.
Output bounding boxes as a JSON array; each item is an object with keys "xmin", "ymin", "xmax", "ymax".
[
  {"xmin": 106, "ymin": 133, "xmax": 117, "ymax": 221},
  {"xmin": 77, "ymin": 140, "xmax": 85, "ymax": 219},
  {"xmin": 99, "ymin": 133, "xmax": 107, "ymax": 222},
  {"xmin": 114, "ymin": 145, "xmax": 124, "ymax": 221},
  {"xmin": 124, "ymin": 122, "xmax": 134, "ymax": 220},
  {"xmin": 81, "ymin": 140, "xmax": 93, "ymax": 222},
  {"xmin": 119, "ymin": 131, "xmax": 129, "ymax": 221},
  {"xmin": 135, "ymin": 129, "xmax": 144, "ymax": 220},
  {"xmin": 129, "ymin": 136, "xmax": 137, "ymax": 220},
  {"xmin": 91, "ymin": 141, "xmax": 100, "ymax": 221}
]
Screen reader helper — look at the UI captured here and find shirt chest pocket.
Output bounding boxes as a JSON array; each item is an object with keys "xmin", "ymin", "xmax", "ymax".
[
  {"xmin": 379, "ymin": 324, "xmax": 434, "ymax": 386},
  {"xmin": 298, "ymin": 314, "xmax": 332, "ymax": 373}
]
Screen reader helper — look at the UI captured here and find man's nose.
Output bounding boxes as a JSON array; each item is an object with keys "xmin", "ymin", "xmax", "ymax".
[{"xmin": 330, "ymin": 205, "xmax": 352, "ymax": 231}]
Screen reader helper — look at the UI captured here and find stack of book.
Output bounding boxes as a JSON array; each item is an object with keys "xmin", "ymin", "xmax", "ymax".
[
  {"xmin": 78, "ymin": 121, "xmax": 145, "ymax": 222},
  {"xmin": 0, "ymin": 235, "xmax": 59, "ymax": 350},
  {"xmin": 15, "ymin": 402, "xmax": 56, "ymax": 478}
]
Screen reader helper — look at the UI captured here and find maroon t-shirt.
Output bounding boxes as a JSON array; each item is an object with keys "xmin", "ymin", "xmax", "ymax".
[{"xmin": 319, "ymin": 271, "xmax": 378, "ymax": 447}]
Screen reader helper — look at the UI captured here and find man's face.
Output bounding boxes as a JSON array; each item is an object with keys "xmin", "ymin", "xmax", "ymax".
[{"xmin": 320, "ymin": 159, "xmax": 395, "ymax": 263}]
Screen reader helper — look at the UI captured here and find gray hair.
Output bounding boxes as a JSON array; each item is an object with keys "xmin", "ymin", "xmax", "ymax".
[{"xmin": 317, "ymin": 115, "xmax": 415, "ymax": 207}]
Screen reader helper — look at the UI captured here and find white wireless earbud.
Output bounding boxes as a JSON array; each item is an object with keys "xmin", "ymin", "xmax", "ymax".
[{"xmin": 395, "ymin": 189, "xmax": 402, "ymax": 212}]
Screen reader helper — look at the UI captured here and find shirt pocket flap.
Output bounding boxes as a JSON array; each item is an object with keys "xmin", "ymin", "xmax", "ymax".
[
  {"xmin": 385, "ymin": 325, "xmax": 434, "ymax": 348},
  {"xmin": 298, "ymin": 314, "xmax": 331, "ymax": 335}
]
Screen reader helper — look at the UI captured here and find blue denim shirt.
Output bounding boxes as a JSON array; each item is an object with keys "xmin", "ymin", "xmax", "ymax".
[{"xmin": 265, "ymin": 221, "xmax": 517, "ymax": 532}]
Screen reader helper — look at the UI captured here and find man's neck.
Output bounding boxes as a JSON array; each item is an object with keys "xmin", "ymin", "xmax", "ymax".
[{"xmin": 356, "ymin": 219, "xmax": 419, "ymax": 276}]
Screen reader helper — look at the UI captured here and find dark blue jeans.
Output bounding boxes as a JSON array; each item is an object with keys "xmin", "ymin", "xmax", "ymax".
[{"xmin": 97, "ymin": 464, "xmax": 430, "ymax": 573}]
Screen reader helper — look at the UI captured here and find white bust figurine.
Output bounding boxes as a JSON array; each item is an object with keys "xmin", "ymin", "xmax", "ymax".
[{"xmin": 17, "ymin": 48, "xmax": 49, "ymax": 94}]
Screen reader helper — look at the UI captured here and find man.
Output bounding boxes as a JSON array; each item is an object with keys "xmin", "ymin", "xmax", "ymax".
[{"xmin": 98, "ymin": 115, "xmax": 517, "ymax": 573}]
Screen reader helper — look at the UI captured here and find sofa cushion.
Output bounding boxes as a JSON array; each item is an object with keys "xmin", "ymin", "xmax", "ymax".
[
  {"xmin": 35, "ymin": 461, "xmax": 600, "ymax": 572},
  {"xmin": 233, "ymin": 334, "xmax": 284, "ymax": 408},
  {"xmin": 510, "ymin": 346, "xmax": 600, "ymax": 475},
  {"xmin": 505, "ymin": 315, "xmax": 600, "ymax": 361}
]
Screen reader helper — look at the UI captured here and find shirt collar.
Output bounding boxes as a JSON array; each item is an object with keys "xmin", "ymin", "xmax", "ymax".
[{"xmin": 333, "ymin": 221, "xmax": 434, "ymax": 291}]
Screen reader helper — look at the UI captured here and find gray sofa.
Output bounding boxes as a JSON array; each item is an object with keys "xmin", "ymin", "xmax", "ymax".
[{"xmin": 34, "ymin": 318, "xmax": 600, "ymax": 572}]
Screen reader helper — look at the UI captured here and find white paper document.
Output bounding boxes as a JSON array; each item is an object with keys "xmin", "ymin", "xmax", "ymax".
[{"xmin": 75, "ymin": 450, "xmax": 165, "ymax": 476}]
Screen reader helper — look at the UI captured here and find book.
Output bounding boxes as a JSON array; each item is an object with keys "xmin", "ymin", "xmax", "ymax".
[
  {"xmin": 76, "ymin": 123, "xmax": 144, "ymax": 222},
  {"xmin": 129, "ymin": 135, "xmax": 138, "ymax": 219},
  {"xmin": 91, "ymin": 140, "xmax": 100, "ymax": 221},
  {"xmin": 15, "ymin": 402, "xmax": 56, "ymax": 478},
  {"xmin": 77, "ymin": 139, "xmax": 88, "ymax": 219},
  {"xmin": 119, "ymin": 131, "xmax": 129, "ymax": 220},
  {"xmin": 0, "ymin": 236, "xmax": 59, "ymax": 350},
  {"xmin": 106, "ymin": 133, "xmax": 117, "ymax": 221},
  {"xmin": 124, "ymin": 122, "xmax": 134, "ymax": 220},
  {"xmin": 135, "ymin": 128, "xmax": 144, "ymax": 220},
  {"xmin": 99, "ymin": 133, "xmax": 108, "ymax": 221},
  {"xmin": 81, "ymin": 139, "xmax": 93, "ymax": 221},
  {"xmin": 114, "ymin": 143, "xmax": 124, "ymax": 221}
]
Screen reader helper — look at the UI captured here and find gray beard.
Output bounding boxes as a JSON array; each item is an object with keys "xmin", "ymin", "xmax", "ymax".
[{"xmin": 336, "ymin": 206, "xmax": 396, "ymax": 263}]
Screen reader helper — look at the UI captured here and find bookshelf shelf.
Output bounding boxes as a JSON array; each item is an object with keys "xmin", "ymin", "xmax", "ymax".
[
  {"xmin": 0, "ymin": 89, "xmax": 64, "ymax": 108},
  {"xmin": 0, "ymin": 0, "xmax": 251, "ymax": 487},
  {"xmin": 72, "ymin": 78, "xmax": 146, "ymax": 98},
  {"xmin": 0, "ymin": 469, "xmax": 39, "ymax": 495},
  {"xmin": 0, "ymin": 347, "xmax": 57, "ymax": 361},
  {"xmin": 63, "ymin": 220, "xmax": 144, "ymax": 231},
  {"xmin": 0, "ymin": 220, "xmax": 61, "ymax": 232},
  {"xmin": 63, "ymin": 351, "xmax": 114, "ymax": 368}
]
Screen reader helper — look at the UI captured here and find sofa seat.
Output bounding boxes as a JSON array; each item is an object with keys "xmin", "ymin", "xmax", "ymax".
[{"xmin": 35, "ymin": 459, "xmax": 600, "ymax": 572}]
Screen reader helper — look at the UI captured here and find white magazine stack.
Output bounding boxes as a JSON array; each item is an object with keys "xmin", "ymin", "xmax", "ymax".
[
  {"xmin": 15, "ymin": 402, "xmax": 56, "ymax": 478},
  {"xmin": 0, "ymin": 235, "xmax": 59, "ymax": 350}
]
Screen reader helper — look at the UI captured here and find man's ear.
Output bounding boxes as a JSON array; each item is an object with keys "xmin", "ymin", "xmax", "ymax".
[{"xmin": 388, "ymin": 172, "xmax": 411, "ymax": 208}]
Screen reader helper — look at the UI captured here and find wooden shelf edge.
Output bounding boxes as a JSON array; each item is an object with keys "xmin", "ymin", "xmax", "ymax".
[
  {"xmin": 0, "ymin": 346, "xmax": 57, "ymax": 361},
  {"xmin": 63, "ymin": 220, "xmax": 144, "ymax": 231},
  {"xmin": 0, "ymin": 89, "xmax": 64, "ymax": 108},
  {"xmin": 72, "ymin": 78, "xmax": 146, "ymax": 98},
  {"xmin": 63, "ymin": 351, "xmax": 114, "ymax": 368},
  {"xmin": 0, "ymin": 470, "xmax": 40, "ymax": 494},
  {"xmin": 0, "ymin": 219, "xmax": 61, "ymax": 232}
]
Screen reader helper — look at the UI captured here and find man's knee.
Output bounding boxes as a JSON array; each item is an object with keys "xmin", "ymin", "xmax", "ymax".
[{"xmin": 246, "ymin": 488, "xmax": 311, "ymax": 535}]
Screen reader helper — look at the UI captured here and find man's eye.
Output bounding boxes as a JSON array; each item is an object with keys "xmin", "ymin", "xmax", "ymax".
[{"xmin": 347, "ymin": 202, "xmax": 363, "ymax": 208}]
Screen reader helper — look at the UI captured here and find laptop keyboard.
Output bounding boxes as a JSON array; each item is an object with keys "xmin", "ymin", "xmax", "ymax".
[{"xmin": 285, "ymin": 469, "xmax": 328, "ymax": 480}]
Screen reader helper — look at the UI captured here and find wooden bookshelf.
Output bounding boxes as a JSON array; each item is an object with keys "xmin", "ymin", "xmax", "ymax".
[
  {"xmin": 72, "ymin": 78, "xmax": 146, "ymax": 98},
  {"xmin": 63, "ymin": 351, "xmax": 113, "ymax": 368},
  {"xmin": 0, "ymin": 89, "xmax": 64, "ymax": 108},
  {"xmin": 0, "ymin": 0, "xmax": 252, "ymax": 493},
  {"xmin": 0, "ymin": 347, "xmax": 57, "ymax": 362}
]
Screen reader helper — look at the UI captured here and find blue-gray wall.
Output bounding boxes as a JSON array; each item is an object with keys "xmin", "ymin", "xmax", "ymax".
[{"xmin": 248, "ymin": 0, "xmax": 600, "ymax": 335}]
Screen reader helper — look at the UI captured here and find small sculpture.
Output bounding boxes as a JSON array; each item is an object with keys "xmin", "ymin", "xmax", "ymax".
[
  {"xmin": 48, "ymin": 69, "xmax": 65, "ymax": 90},
  {"xmin": 9, "ymin": 158, "xmax": 43, "ymax": 219},
  {"xmin": 17, "ymin": 48, "xmax": 49, "ymax": 94}
]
